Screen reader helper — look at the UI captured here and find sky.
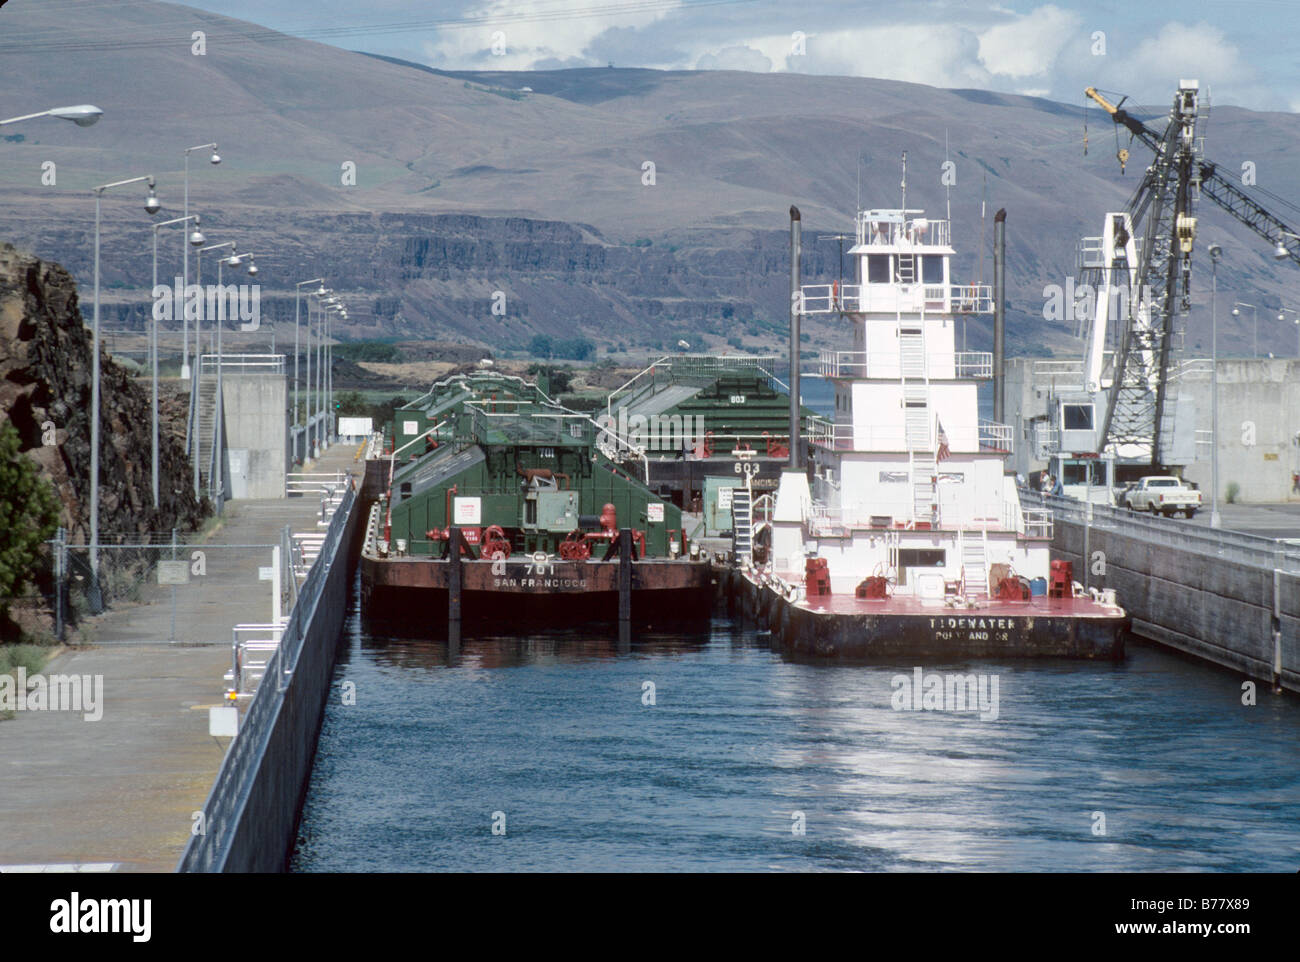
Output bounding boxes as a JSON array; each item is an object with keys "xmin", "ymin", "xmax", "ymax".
[{"xmin": 174, "ymin": 0, "xmax": 1300, "ymax": 112}]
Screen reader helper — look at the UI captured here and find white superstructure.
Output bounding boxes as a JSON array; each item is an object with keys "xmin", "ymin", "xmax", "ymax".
[{"xmin": 772, "ymin": 207, "xmax": 1054, "ymax": 599}]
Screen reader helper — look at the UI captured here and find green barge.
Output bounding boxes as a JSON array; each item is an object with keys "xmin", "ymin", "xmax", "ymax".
[{"xmin": 360, "ymin": 370, "xmax": 712, "ymax": 631}]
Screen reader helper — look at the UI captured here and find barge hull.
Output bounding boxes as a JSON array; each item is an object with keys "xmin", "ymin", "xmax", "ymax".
[
  {"xmin": 724, "ymin": 569, "xmax": 1127, "ymax": 660},
  {"xmin": 362, "ymin": 556, "xmax": 713, "ymax": 629}
]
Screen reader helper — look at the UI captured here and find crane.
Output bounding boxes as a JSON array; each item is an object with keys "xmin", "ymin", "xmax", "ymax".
[
  {"xmin": 1082, "ymin": 83, "xmax": 1300, "ymax": 466},
  {"xmin": 1081, "ymin": 83, "xmax": 1203, "ymax": 466}
]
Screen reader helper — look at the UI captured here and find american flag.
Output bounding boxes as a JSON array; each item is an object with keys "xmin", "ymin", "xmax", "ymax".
[{"xmin": 936, "ymin": 416, "xmax": 951, "ymax": 462}]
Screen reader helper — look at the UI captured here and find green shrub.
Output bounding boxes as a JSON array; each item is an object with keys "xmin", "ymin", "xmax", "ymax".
[{"xmin": 1225, "ymin": 481, "xmax": 1240, "ymax": 504}]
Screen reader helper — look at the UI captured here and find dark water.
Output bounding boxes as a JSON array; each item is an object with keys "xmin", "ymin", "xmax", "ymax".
[{"xmin": 292, "ymin": 583, "xmax": 1300, "ymax": 872}]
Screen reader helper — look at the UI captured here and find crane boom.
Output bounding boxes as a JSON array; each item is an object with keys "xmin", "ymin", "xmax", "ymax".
[{"xmin": 1086, "ymin": 86, "xmax": 1300, "ymax": 267}]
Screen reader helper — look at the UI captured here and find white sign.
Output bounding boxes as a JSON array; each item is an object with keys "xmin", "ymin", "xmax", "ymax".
[
  {"xmin": 647, "ymin": 503, "xmax": 664, "ymax": 523},
  {"xmin": 338, "ymin": 417, "xmax": 373, "ymax": 437},
  {"xmin": 718, "ymin": 487, "xmax": 734, "ymax": 510},
  {"xmin": 403, "ymin": 420, "xmax": 418, "ymax": 435},
  {"xmin": 453, "ymin": 496, "xmax": 482, "ymax": 525},
  {"xmin": 209, "ymin": 705, "xmax": 239, "ymax": 737},
  {"xmin": 258, "ymin": 566, "xmax": 275, "ymax": 581},
  {"xmin": 157, "ymin": 560, "xmax": 189, "ymax": 585}
]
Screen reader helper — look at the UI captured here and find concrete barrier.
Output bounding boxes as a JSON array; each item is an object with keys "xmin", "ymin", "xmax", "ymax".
[
  {"xmin": 1050, "ymin": 511, "xmax": 1300, "ymax": 693},
  {"xmin": 177, "ymin": 480, "xmax": 362, "ymax": 872}
]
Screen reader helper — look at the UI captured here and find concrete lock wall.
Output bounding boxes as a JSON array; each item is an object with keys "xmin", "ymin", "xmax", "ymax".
[
  {"xmin": 223, "ymin": 372, "xmax": 289, "ymax": 499},
  {"xmin": 1179, "ymin": 360, "xmax": 1300, "ymax": 504},
  {"xmin": 177, "ymin": 484, "xmax": 362, "ymax": 872},
  {"xmin": 1053, "ymin": 517, "xmax": 1300, "ymax": 693}
]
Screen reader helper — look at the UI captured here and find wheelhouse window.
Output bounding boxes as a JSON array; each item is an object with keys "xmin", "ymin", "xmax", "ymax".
[
  {"xmin": 921, "ymin": 255, "xmax": 945, "ymax": 284},
  {"xmin": 866, "ymin": 254, "xmax": 890, "ymax": 283}
]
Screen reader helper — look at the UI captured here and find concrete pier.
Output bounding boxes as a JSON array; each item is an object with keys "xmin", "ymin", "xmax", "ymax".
[
  {"xmin": 1034, "ymin": 493, "xmax": 1300, "ymax": 693},
  {"xmin": 0, "ymin": 443, "xmax": 359, "ymax": 872}
]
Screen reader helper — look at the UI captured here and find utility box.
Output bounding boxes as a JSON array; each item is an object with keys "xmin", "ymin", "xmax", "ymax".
[
  {"xmin": 534, "ymin": 489, "xmax": 580, "ymax": 533},
  {"xmin": 703, "ymin": 476, "xmax": 743, "ymax": 536}
]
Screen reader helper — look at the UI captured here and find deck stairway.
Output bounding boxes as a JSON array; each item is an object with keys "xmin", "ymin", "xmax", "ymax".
[
  {"xmin": 194, "ymin": 374, "xmax": 220, "ymax": 495},
  {"xmin": 730, "ymin": 488, "xmax": 753, "ymax": 563},
  {"xmin": 899, "ymin": 322, "xmax": 936, "ymax": 526},
  {"xmin": 960, "ymin": 529, "xmax": 989, "ymax": 598}
]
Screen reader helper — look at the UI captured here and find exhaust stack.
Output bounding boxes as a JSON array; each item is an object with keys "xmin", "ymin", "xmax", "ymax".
[
  {"xmin": 789, "ymin": 205, "xmax": 802, "ymax": 469},
  {"xmin": 993, "ymin": 208, "xmax": 1007, "ymax": 425}
]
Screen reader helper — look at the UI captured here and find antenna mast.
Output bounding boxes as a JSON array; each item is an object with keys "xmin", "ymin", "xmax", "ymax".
[{"xmin": 900, "ymin": 150, "xmax": 907, "ymax": 212}]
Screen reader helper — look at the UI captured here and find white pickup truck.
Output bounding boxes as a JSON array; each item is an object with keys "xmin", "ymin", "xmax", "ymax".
[{"xmin": 1121, "ymin": 476, "xmax": 1203, "ymax": 518}]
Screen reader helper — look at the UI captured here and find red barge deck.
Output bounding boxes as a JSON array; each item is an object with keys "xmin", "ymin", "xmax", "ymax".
[{"xmin": 723, "ymin": 567, "xmax": 1128, "ymax": 660}]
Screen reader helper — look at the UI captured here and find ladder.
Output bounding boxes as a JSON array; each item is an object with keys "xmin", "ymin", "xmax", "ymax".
[
  {"xmin": 731, "ymin": 488, "xmax": 753, "ymax": 562},
  {"xmin": 896, "ymin": 252, "xmax": 916, "ymax": 285},
  {"xmin": 960, "ymin": 529, "xmax": 989, "ymax": 598},
  {"xmin": 900, "ymin": 319, "xmax": 935, "ymax": 525},
  {"xmin": 911, "ymin": 452, "xmax": 936, "ymax": 523}
]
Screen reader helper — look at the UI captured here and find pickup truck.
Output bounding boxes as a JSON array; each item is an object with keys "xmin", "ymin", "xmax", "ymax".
[{"xmin": 1121, "ymin": 476, "xmax": 1203, "ymax": 518}]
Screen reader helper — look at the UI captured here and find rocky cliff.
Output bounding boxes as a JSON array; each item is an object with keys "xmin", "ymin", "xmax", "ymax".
[{"xmin": 0, "ymin": 243, "xmax": 207, "ymax": 549}]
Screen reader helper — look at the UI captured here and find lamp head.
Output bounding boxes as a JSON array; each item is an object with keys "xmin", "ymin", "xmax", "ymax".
[
  {"xmin": 1232, "ymin": 308, "xmax": 1240, "ymax": 317},
  {"xmin": 1275, "ymin": 241, "xmax": 1290, "ymax": 261},
  {"xmin": 210, "ymin": 149, "xmax": 221, "ymax": 165},
  {"xmin": 1207, "ymin": 244, "xmax": 1221, "ymax": 261},
  {"xmin": 246, "ymin": 261, "xmax": 258, "ymax": 276},
  {"xmin": 49, "ymin": 104, "xmax": 103, "ymax": 127},
  {"xmin": 144, "ymin": 190, "xmax": 161, "ymax": 215},
  {"xmin": 189, "ymin": 228, "xmax": 205, "ymax": 246}
]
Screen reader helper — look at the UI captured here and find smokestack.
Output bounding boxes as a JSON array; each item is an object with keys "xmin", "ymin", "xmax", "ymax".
[
  {"xmin": 789, "ymin": 205, "xmax": 802, "ymax": 469},
  {"xmin": 993, "ymin": 208, "xmax": 1007, "ymax": 425}
]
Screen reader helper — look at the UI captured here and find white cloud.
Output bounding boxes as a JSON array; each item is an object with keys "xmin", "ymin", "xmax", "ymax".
[
  {"xmin": 770, "ymin": 24, "xmax": 991, "ymax": 88},
  {"xmin": 421, "ymin": 0, "xmax": 683, "ymax": 70},
  {"xmin": 696, "ymin": 44, "xmax": 772, "ymax": 73},
  {"xmin": 977, "ymin": 5, "xmax": 1081, "ymax": 79},
  {"xmin": 1129, "ymin": 22, "xmax": 1245, "ymax": 87}
]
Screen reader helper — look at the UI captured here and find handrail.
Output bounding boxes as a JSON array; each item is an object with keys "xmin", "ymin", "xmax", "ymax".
[{"xmin": 177, "ymin": 481, "xmax": 356, "ymax": 873}]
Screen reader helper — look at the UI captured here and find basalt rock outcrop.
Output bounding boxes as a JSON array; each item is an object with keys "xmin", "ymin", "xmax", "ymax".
[{"xmin": 0, "ymin": 242, "xmax": 207, "ymax": 549}]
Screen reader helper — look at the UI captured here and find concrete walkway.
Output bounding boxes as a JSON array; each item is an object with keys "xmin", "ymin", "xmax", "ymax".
[{"xmin": 0, "ymin": 443, "xmax": 360, "ymax": 873}]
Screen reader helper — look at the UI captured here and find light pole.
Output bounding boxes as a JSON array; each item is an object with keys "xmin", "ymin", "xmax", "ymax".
[
  {"xmin": 182, "ymin": 143, "xmax": 220, "ymax": 380},
  {"xmin": 194, "ymin": 241, "xmax": 237, "ymax": 497},
  {"xmin": 0, "ymin": 104, "xmax": 102, "ymax": 127},
  {"xmin": 1209, "ymin": 244, "xmax": 1222, "ymax": 529},
  {"xmin": 326, "ymin": 302, "xmax": 347, "ymax": 442},
  {"xmin": 151, "ymin": 214, "xmax": 204, "ymax": 507},
  {"xmin": 309, "ymin": 286, "xmax": 332, "ymax": 457},
  {"xmin": 92, "ymin": 175, "xmax": 160, "ymax": 581},
  {"xmin": 1231, "ymin": 302, "xmax": 1258, "ymax": 358},
  {"xmin": 294, "ymin": 278, "xmax": 323, "ymax": 460}
]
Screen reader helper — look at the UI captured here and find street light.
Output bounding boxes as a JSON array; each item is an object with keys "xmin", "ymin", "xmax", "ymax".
[
  {"xmin": 293, "ymin": 278, "xmax": 323, "ymax": 457},
  {"xmin": 1278, "ymin": 306, "xmax": 1300, "ymax": 358},
  {"xmin": 182, "ymin": 143, "xmax": 221, "ymax": 379},
  {"xmin": 91, "ymin": 175, "xmax": 160, "ymax": 585},
  {"xmin": 1273, "ymin": 230, "xmax": 1300, "ymax": 261},
  {"xmin": 1208, "ymin": 244, "xmax": 1222, "ymax": 529},
  {"xmin": 308, "ymin": 286, "xmax": 332, "ymax": 457},
  {"xmin": 1231, "ymin": 302, "xmax": 1258, "ymax": 358},
  {"xmin": 0, "ymin": 104, "xmax": 103, "ymax": 127},
  {"xmin": 151, "ymin": 214, "xmax": 203, "ymax": 508}
]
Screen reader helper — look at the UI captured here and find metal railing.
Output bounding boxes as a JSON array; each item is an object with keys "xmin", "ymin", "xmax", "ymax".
[
  {"xmin": 285, "ymin": 471, "xmax": 349, "ymax": 498},
  {"xmin": 1020, "ymin": 488, "xmax": 1300, "ymax": 570},
  {"xmin": 198, "ymin": 353, "xmax": 286, "ymax": 374},
  {"xmin": 178, "ymin": 480, "xmax": 356, "ymax": 873},
  {"xmin": 817, "ymin": 349, "xmax": 993, "ymax": 379},
  {"xmin": 806, "ymin": 416, "xmax": 1013, "ymax": 454},
  {"xmin": 799, "ymin": 283, "xmax": 992, "ymax": 315}
]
